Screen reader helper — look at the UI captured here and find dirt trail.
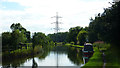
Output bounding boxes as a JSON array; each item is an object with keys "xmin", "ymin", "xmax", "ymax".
[
  {"xmin": 100, "ymin": 50, "xmax": 106, "ymax": 68},
  {"xmin": 102, "ymin": 52, "xmax": 106, "ymax": 68}
]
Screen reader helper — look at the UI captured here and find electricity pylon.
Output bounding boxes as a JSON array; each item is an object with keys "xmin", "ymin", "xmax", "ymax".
[{"xmin": 51, "ymin": 12, "xmax": 62, "ymax": 33}]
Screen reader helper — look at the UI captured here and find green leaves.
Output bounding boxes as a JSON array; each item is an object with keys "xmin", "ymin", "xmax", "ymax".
[
  {"xmin": 88, "ymin": 1, "xmax": 120, "ymax": 45},
  {"xmin": 10, "ymin": 23, "xmax": 22, "ymax": 31},
  {"xmin": 2, "ymin": 23, "xmax": 31, "ymax": 51},
  {"xmin": 48, "ymin": 32, "xmax": 68, "ymax": 42},
  {"xmin": 32, "ymin": 32, "xmax": 49, "ymax": 47},
  {"xmin": 68, "ymin": 26, "xmax": 83, "ymax": 44},
  {"xmin": 77, "ymin": 30, "xmax": 88, "ymax": 45}
]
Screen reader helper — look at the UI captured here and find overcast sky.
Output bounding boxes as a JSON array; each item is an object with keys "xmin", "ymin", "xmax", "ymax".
[{"xmin": 0, "ymin": 0, "xmax": 113, "ymax": 35}]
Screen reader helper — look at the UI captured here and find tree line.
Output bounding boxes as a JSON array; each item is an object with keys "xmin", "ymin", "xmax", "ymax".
[
  {"xmin": 2, "ymin": 23, "xmax": 53, "ymax": 52},
  {"xmin": 48, "ymin": 26, "xmax": 88, "ymax": 45}
]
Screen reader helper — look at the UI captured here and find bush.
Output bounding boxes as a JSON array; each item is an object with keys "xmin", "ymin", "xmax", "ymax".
[{"xmin": 93, "ymin": 43, "xmax": 110, "ymax": 51}]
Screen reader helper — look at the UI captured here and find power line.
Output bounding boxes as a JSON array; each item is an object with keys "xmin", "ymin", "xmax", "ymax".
[{"xmin": 51, "ymin": 12, "xmax": 62, "ymax": 33}]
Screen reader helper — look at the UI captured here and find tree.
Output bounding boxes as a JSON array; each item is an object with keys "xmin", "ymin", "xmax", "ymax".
[
  {"xmin": 68, "ymin": 26, "xmax": 83, "ymax": 44},
  {"xmin": 26, "ymin": 31, "xmax": 31, "ymax": 42},
  {"xmin": 88, "ymin": 18, "xmax": 101, "ymax": 43},
  {"xmin": 2, "ymin": 23, "xmax": 29, "ymax": 51},
  {"xmin": 10, "ymin": 23, "xmax": 30, "ymax": 43},
  {"xmin": 88, "ymin": 1, "xmax": 120, "ymax": 47},
  {"xmin": 2, "ymin": 32, "xmax": 12, "ymax": 51},
  {"xmin": 88, "ymin": 30, "xmax": 99, "ymax": 43},
  {"xmin": 11, "ymin": 29, "xmax": 27, "ymax": 49},
  {"xmin": 48, "ymin": 32, "xmax": 68, "ymax": 42},
  {"xmin": 32, "ymin": 32, "xmax": 48, "ymax": 48},
  {"xmin": 10, "ymin": 23, "xmax": 22, "ymax": 31},
  {"xmin": 77, "ymin": 30, "xmax": 88, "ymax": 45}
]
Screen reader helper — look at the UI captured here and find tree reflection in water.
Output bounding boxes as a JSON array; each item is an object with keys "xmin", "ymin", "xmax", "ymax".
[
  {"xmin": 32, "ymin": 58, "xmax": 38, "ymax": 68},
  {"xmin": 1, "ymin": 45, "xmax": 93, "ymax": 67},
  {"xmin": 53, "ymin": 46, "xmax": 84, "ymax": 65},
  {"xmin": 67, "ymin": 47, "xmax": 84, "ymax": 65},
  {"xmin": 83, "ymin": 52, "xmax": 93, "ymax": 64}
]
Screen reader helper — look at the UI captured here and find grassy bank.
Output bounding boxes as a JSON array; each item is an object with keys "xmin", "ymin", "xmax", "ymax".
[
  {"xmin": 82, "ymin": 47, "xmax": 103, "ymax": 68},
  {"xmin": 2, "ymin": 45, "xmax": 43, "ymax": 59},
  {"xmin": 93, "ymin": 43, "xmax": 120, "ymax": 67},
  {"xmin": 2, "ymin": 45, "xmax": 45, "ymax": 66},
  {"xmin": 82, "ymin": 43, "xmax": 120, "ymax": 68},
  {"xmin": 65, "ymin": 43, "xmax": 84, "ymax": 48}
]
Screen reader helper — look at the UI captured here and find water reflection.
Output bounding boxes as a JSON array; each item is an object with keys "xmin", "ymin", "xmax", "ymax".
[
  {"xmin": 32, "ymin": 58, "xmax": 38, "ymax": 68},
  {"xmin": 68, "ymin": 47, "xmax": 83, "ymax": 65},
  {"xmin": 83, "ymin": 52, "xmax": 93, "ymax": 64},
  {"xmin": 52, "ymin": 46, "xmax": 84, "ymax": 66},
  {"xmin": 1, "ymin": 45, "xmax": 93, "ymax": 67},
  {"xmin": 2, "ymin": 48, "xmax": 46, "ymax": 67}
]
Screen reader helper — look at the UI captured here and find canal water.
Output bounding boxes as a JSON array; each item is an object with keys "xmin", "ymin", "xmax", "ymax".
[
  {"xmin": 1, "ymin": 46, "xmax": 88, "ymax": 67},
  {"xmin": 21, "ymin": 51, "xmax": 83, "ymax": 66}
]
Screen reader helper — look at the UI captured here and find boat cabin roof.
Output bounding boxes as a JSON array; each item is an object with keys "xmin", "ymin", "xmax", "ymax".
[{"xmin": 84, "ymin": 43, "xmax": 92, "ymax": 46}]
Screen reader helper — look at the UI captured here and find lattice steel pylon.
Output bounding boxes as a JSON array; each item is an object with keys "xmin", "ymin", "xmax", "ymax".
[{"xmin": 51, "ymin": 12, "xmax": 62, "ymax": 33}]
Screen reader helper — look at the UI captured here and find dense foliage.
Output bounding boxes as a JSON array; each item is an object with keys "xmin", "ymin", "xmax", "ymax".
[
  {"xmin": 2, "ymin": 23, "xmax": 30, "ymax": 51},
  {"xmin": 88, "ymin": 1, "xmax": 120, "ymax": 47},
  {"xmin": 48, "ymin": 32, "xmax": 68, "ymax": 42},
  {"xmin": 2, "ymin": 23, "xmax": 53, "ymax": 52},
  {"xmin": 67, "ymin": 26, "xmax": 83, "ymax": 44},
  {"xmin": 48, "ymin": 26, "xmax": 88, "ymax": 45},
  {"xmin": 77, "ymin": 30, "xmax": 88, "ymax": 45},
  {"xmin": 32, "ymin": 32, "xmax": 52, "ymax": 48}
]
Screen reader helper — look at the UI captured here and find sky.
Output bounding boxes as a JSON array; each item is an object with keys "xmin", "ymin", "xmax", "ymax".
[{"xmin": 0, "ymin": 0, "xmax": 113, "ymax": 35}]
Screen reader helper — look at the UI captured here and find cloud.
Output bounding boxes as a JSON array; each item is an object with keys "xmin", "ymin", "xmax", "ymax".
[
  {"xmin": 113, "ymin": 0, "xmax": 120, "ymax": 2},
  {"xmin": 0, "ymin": 0, "xmax": 113, "ymax": 34}
]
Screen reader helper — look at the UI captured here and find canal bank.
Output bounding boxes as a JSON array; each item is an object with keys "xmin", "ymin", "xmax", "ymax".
[
  {"xmin": 81, "ymin": 43, "xmax": 109, "ymax": 68},
  {"xmin": 65, "ymin": 43, "xmax": 104, "ymax": 68},
  {"xmin": 82, "ymin": 43, "xmax": 120, "ymax": 68},
  {"xmin": 1, "ymin": 45, "xmax": 85, "ymax": 67}
]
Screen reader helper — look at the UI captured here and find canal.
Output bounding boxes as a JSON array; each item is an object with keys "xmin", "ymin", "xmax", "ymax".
[{"xmin": 1, "ymin": 46, "xmax": 89, "ymax": 67}]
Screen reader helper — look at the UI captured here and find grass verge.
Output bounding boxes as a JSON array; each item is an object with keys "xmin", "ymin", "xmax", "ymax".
[{"xmin": 65, "ymin": 43, "xmax": 84, "ymax": 48}]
